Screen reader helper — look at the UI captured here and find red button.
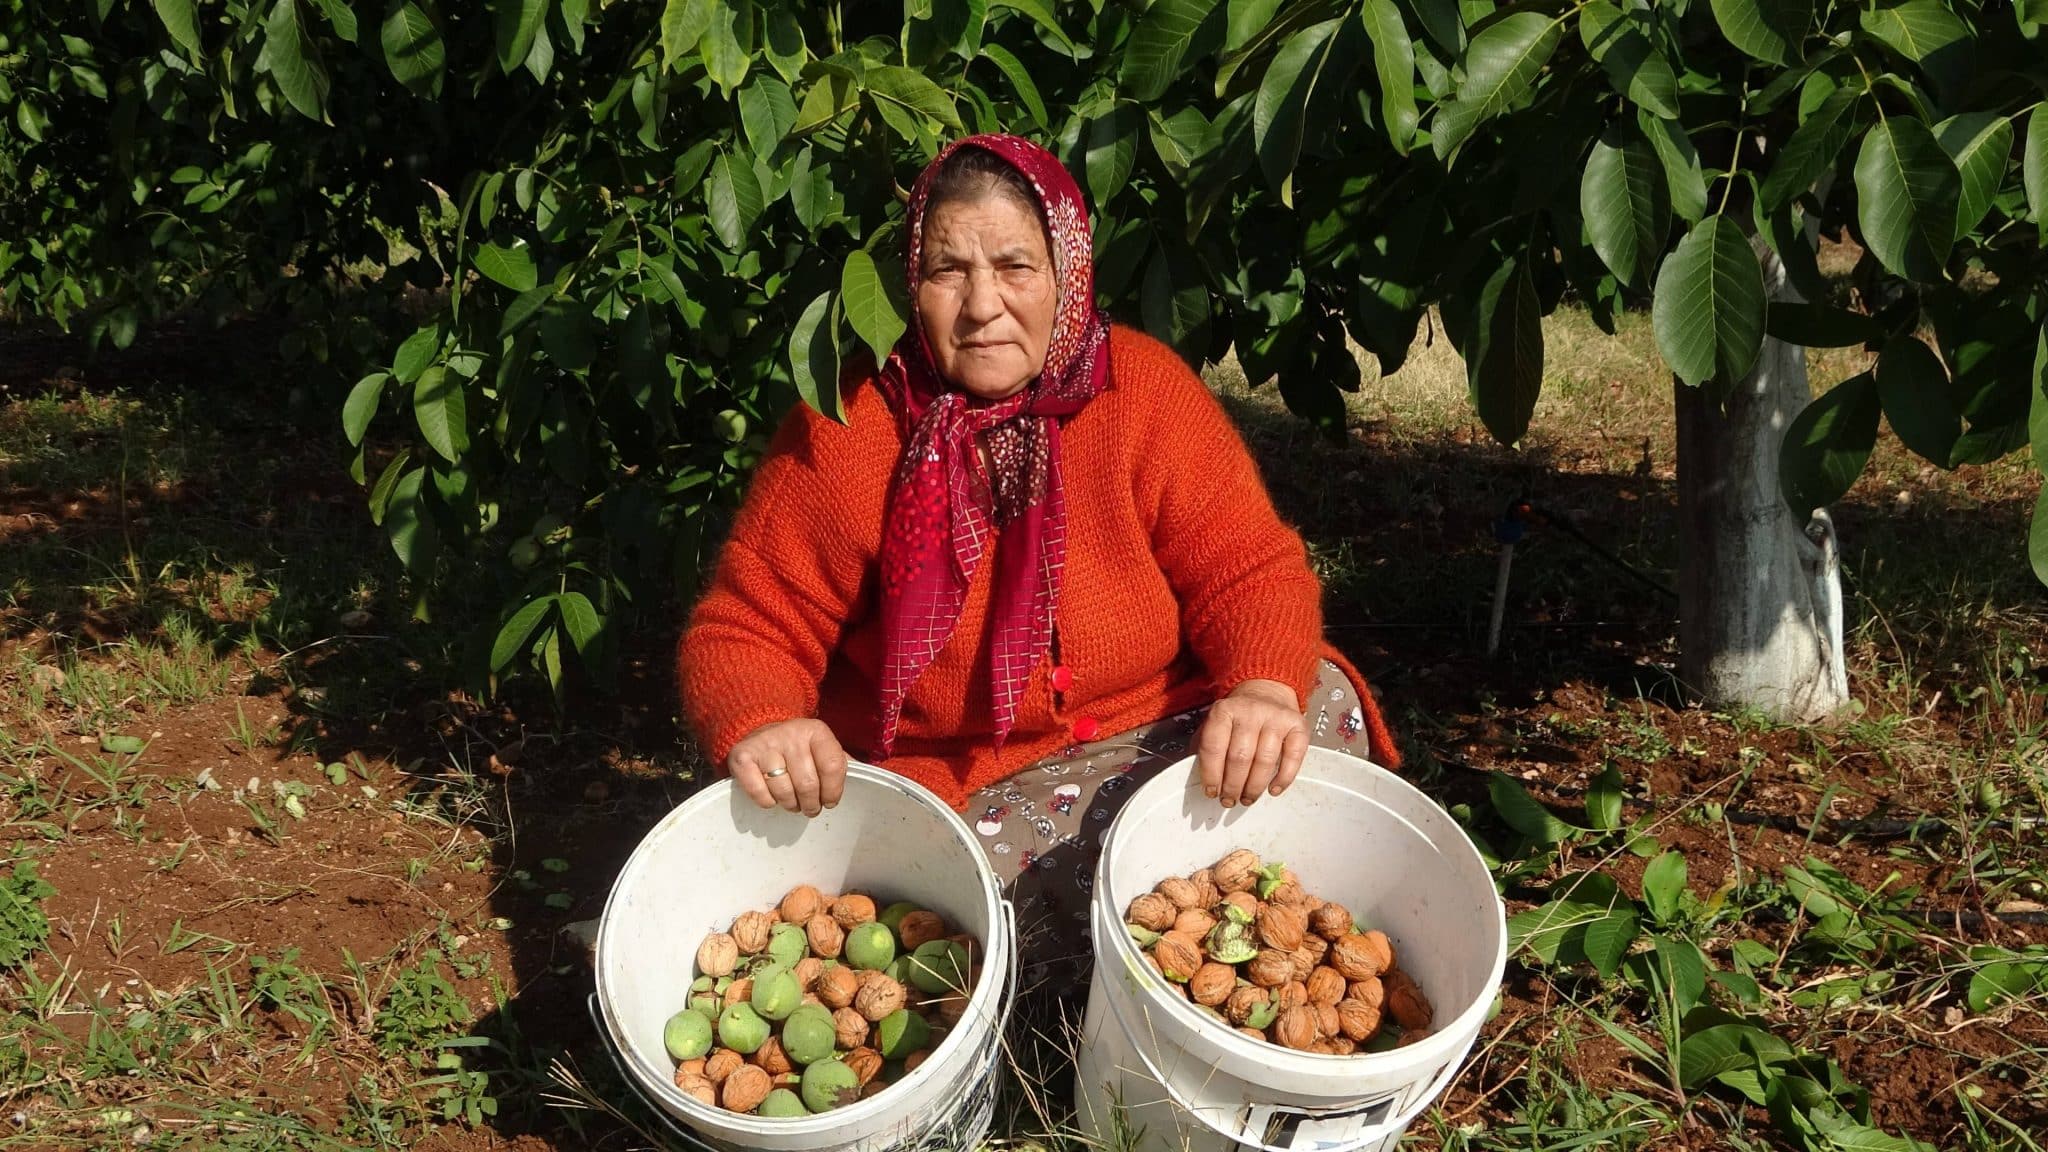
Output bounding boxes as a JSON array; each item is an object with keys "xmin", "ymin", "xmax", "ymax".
[
  {"xmin": 1072, "ymin": 716, "xmax": 1100, "ymax": 742},
  {"xmin": 1050, "ymin": 664, "xmax": 1074, "ymax": 692}
]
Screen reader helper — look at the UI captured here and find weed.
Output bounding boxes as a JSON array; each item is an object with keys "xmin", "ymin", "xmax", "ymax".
[
  {"xmin": 1, "ymin": 855, "xmax": 56, "ymax": 968},
  {"xmin": 374, "ymin": 950, "xmax": 472, "ymax": 1057}
]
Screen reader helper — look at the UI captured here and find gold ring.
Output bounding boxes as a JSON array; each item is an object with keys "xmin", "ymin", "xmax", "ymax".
[{"xmin": 762, "ymin": 766, "xmax": 788, "ymax": 779}]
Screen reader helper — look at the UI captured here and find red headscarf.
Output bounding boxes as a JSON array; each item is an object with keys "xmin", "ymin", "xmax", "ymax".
[{"xmin": 874, "ymin": 135, "xmax": 1112, "ymax": 756}]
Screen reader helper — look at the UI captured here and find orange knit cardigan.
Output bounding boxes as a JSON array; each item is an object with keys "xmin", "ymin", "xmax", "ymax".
[{"xmin": 676, "ymin": 326, "xmax": 1396, "ymax": 810}]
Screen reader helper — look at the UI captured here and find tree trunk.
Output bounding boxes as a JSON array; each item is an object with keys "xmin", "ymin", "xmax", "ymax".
[{"xmin": 1673, "ymin": 240, "xmax": 1850, "ymax": 722}]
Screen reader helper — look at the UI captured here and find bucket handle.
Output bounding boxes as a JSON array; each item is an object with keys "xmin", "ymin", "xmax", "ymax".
[{"xmin": 1094, "ymin": 963, "xmax": 1471, "ymax": 1152}]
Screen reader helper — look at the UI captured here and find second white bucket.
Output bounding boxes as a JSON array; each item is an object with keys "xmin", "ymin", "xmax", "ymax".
[
  {"xmin": 1074, "ymin": 747, "xmax": 1507, "ymax": 1152},
  {"xmin": 594, "ymin": 762, "xmax": 1015, "ymax": 1152}
]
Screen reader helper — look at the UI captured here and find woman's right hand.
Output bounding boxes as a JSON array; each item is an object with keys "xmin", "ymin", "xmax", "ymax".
[{"xmin": 727, "ymin": 719, "xmax": 848, "ymax": 818}]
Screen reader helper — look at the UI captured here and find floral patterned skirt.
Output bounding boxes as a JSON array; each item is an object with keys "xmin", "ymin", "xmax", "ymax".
[{"xmin": 967, "ymin": 660, "xmax": 1373, "ymax": 1001}]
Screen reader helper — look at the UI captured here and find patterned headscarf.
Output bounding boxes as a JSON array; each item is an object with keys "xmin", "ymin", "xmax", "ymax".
[{"xmin": 873, "ymin": 135, "xmax": 1111, "ymax": 756}]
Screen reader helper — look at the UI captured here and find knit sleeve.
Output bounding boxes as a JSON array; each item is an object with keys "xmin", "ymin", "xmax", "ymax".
[
  {"xmin": 1129, "ymin": 336, "xmax": 1324, "ymax": 709},
  {"xmin": 676, "ymin": 405, "xmax": 875, "ymax": 769}
]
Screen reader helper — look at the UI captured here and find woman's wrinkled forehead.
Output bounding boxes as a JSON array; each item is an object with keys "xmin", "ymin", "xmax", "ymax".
[{"xmin": 908, "ymin": 142, "xmax": 1056, "ymax": 283}]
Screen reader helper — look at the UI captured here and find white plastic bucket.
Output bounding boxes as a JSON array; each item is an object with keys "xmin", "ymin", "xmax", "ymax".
[
  {"xmin": 1074, "ymin": 747, "xmax": 1506, "ymax": 1152},
  {"xmin": 594, "ymin": 762, "xmax": 1016, "ymax": 1152}
]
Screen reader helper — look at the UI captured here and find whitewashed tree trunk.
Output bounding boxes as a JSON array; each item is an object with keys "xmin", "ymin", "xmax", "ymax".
[{"xmin": 1672, "ymin": 239, "xmax": 1850, "ymax": 722}]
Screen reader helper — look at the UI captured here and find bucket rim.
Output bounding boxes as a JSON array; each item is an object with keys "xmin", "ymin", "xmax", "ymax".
[
  {"xmin": 594, "ymin": 761, "xmax": 1016, "ymax": 1135},
  {"xmin": 1092, "ymin": 749, "xmax": 1508, "ymax": 1070}
]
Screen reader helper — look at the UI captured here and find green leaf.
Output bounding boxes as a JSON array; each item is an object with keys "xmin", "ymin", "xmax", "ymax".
[
  {"xmin": 763, "ymin": 6, "xmax": 806, "ymax": 81},
  {"xmin": 558, "ymin": 592, "xmax": 601, "ymax": 655},
  {"xmin": 2031, "ymin": 324, "xmax": 2048, "ymax": 473},
  {"xmin": 1123, "ymin": 0, "xmax": 1222, "ymax": 102},
  {"xmin": 1765, "ymin": 301, "xmax": 1882, "ymax": 348},
  {"xmin": 260, "ymin": 0, "xmax": 332, "ymax": 123},
  {"xmin": 1255, "ymin": 19, "xmax": 1343, "ymax": 204},
  {"xmin": 1653, "ymin": 215, "xmax": 1766, "ymax": 389},
  {"xmin": 1853, "ymin": 116, "xmax": 1959, "ymax": 282},
  {"xmin": 699, "ymin": 0, "xmax": 755, "ymax": 96},
  {"xmin": 100, "ymin": 734, "xmax": 146, "ymax": 755},
  {"xmin": 1578, "ymin": 1, "xmax": 1680, "ymax": 120},
  {"xmin": 706, "ymin": 153, "xmax": 763, "ymax": 250},
  {"xmin": 385, "ymin": 466, "xmax": 437, "ymax": 573},
  {"xmin": 367, "ymin": 450, "xmax": 410, "ymax": 524},
  {"xmin": 660, "ymin": 0, "xmax": 714, "ymax": 72},
  {"xmin": 1452, "ymin": 12, "xmax": 1563, "ymax": 129},
  {"xmin": 1779, "ymin": 371, "xmax": 1880, "ymax": 513},
  {"xmin": 491, "ymin": 596, "xmax": 555, "ymax": 672},
  {"xmin": 863, "ymin": 65, "xmax": 963, "ymax": 131},
  {"xmin": 1760, "ymin": 87, "xmax": 1858, "ymax": 211},
  {"xmin": 344, "ymin": 372, "xmax": 386, "ymax": 446},
  {"xmin": 501, "ymin": 284, "xmax": 553, "ymax": 337},
  {"xmin": 1581, "ymin": 122, "xmax": 1670, "ymax": 289},
  {"xmin": 1859, "ymin": 1, "xmax": 1970, "ymax": 98},
  {"xmin": 1934, "ymin": 113, "xmax": 2011, "ymax": 241},
  {"xmin": 1586, "ymin": 763, "xmax": 1624, "ymax": 831},
  {"xmin": 1582, "ymin": 906, "xmax": 1639, "ymax": 978},
  {"xmin": 1876, "ymin": 336, "xmax": 1959, "ymax": 467},
  {"xmin": 1487, "ymin": 772, "xmax": 1578, "ymax": 845},
  {"xmin": 1641, "ymin": 850, "xmax": 1687, "ymax": 923},
  {"xmin": 474, "ymin": 242, "xmax": 538, "ymax": 292},
  {"xmin": 539, "ymin": 305, "xmax": 596, "ymax": 371},
  {"xmin": 1507, "ymin": 899, "xmax": 1605, "ymax": 964},
  {"xmin": 738, "ymin": 76, "xmax": 798, "ymax": 156},
  {"xmin": 413, "ymin": 367, "xmax": 469, "ymax": 464},
  {"xmin": 1708, "ymin": 0, "xmax": 1809, "ymax": 66},
  {"xmin": 794, "ymin": 71, "xmax": 858, "ymax": 134},
  {"xmin": 2025, "ymin": 109, "xmax": 2047, "ymax": 242},
  {"xmin": 842, "ymin": 250, "xmax": 908, "ymax": 369},
  {"xmin": 493, "ymin": 0, "xmax": 547, "ymax": 75},
  {"xmin": 1640, "ymin": 111, "xmax": 1709, "ymax": 223},
  {"xmin": 153, "ymin": 0, "xmax": 204, "ymax": 60},
  {"xmin": 2034, "ymin": 486, "xmax": 2048, "ymax": 589},
  {"xmin": 789, "ymin": 291, "xmax": 844, "ymax": 423},
  {"xmin": 990, "ymin": 0, "xmax": 1079, "ymax": 57},
  {"xmin": 1086, "ymin": 107, "xmax": 1140, "ymax": 205},
  {"xmin": 977, "ymin": 43, "xmax": 1046, "ymax": 129},
  {"xmin": 1141, "ymin": 244, "xmax": 1211, "ymax": 358},
  {"xmin": 380, "ymin": 2, "xmax": 444, "ymax": 97},
  {"xmin": 1359, "ymin": 0, "xmax": 1418, "ymax": 153},
  {"xmin": 1467, "ymin": 257, "xmax": 1544, "ymax": 446},
  {"xmin": 392, "ymin": 325, "xmax": 442, "ymax": 384}
]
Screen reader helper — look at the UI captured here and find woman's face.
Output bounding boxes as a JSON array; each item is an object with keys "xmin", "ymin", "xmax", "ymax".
[{"xmin": 916, "ymin": 193, "xmax": 1056, "ymax": 402}]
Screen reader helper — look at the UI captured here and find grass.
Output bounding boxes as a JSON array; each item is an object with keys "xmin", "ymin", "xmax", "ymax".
[{"xmin": 3, "ymin": 299, "xmax": 2046, "ymax": 1152}]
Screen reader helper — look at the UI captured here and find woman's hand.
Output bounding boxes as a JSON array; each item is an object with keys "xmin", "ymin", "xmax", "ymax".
[
  {"xmin": 1196, "ymin": 679, "xmax": 1308, "ymax": 809},
  {"xmin": 727, "ymin": 719, "xmax": 848, "ymax": 818}
]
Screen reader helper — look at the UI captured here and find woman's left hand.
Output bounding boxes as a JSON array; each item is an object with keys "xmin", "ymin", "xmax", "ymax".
[{"xmin": 1196, "ymin": 679, "xmax": 1308, "ymax": 809}]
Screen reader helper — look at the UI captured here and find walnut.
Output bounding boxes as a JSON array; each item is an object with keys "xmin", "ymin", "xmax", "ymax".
[
  {"xmin": 817, "ymin": 965, "xmax": 860, "ymax": 1010},
  {"xmin": 794, "ymin": 957, "xmax": 824, "ymax": 991},
  {"xmin": 722, "ymin": 977, "xmax": 754, "ymax": 1008},
  {"xmin": 674, "ymin": 1070, "xmax": 717, "ymax": 1106},
  {"xmin": 720, "ymin": 1063, "xmax": 771, "ymax": 1112},
  {"xmin": 704, "ymin": 1049, "xmax": 744, "ymax": 1084},
  {"xmin": 1247, "ymin": 950, "xmax": 1294, "ymax": 988},
  {"xmin": 1155, "ymin": 876, "xmax": 1202, "ymax": 910},
  {"xmin": 696, "ymin": 933, "xmax": 739, "ymax": 978},
  {"xmin": 1330, "ymin": 932, "xmax": 1392, "ymax": 980},
  {"xmin": 1189, "ymin": 962, "xmax": 1237, "ymax": 1006},
  {"xmin": 1398, "ymin": 1027, "xmax": 1432, "ymax": 1047},
  {"xmin": 780, "ymin": 885, "xmax": 826, "ymax": 926},
  {"xmin": 1337, "ymin": 998, "xmax": 1382, "ymax": 1041},
  {"xmin": 845, "ymin": 1046, "xmax": 883, "ymax": 1085},
  {"xmin": 731, "ymin": 911, "xmax": 774, "ymax": 955},
  {"xmin": 1239, "ymin": 1025, "xmax": 1269, "ymax": 1042},
  {"xmin": 831, "ymin": 893, "xmax": 878, "ymax": 929},
  {"xmin": 1307, "ymin": 967, "xmax": 1346, "ymax": 1006},
  {"xmin": 1174, "ymin": 908, "xmax": 1218, "ymax": 938},
  {"xmin": 1190, "ymin": 868, "xmax": 1223, "ymax": 908},
  {"xmin": 1126, "ymin": 893, "xmax": 1176, "ymax": 932},
  {"xmin": 1219, "ymin": 891, "xmax": 1260, "ymax": 919},
  {"xmin": 1289, "ymin": 946, "xmax": 1317, "ymax": 982},
  {"xmin": 1275, "ymin": 981, "xmax": 1310, "ymax": 1012},
  {"xmin": 936, "ymin": 990, "xmax": 969, "ymax": 1026},
  {"xmin": 1266, "ymin": 880, "xmax": 1310, "ymax": 907},
  {"xmin": 1224, "ymin": 984, "xmax": 1268, "ymax": 1025},
  {"xmin": 750, "ymin": 1036, "xmax": 793, "ymax": 1076},
  {"xmin": 854, "ymin": 975, "xmax": 906, "ymax": 1022},
  {"xmin": 1273, "ymin": 1006, "xmax": 1317, "ymax": 1050},
  {"xmin": 856, "ymin": 968, "xmax": 891, "ymax": 990},
  {"xmin": 948, "ymin": 934, "xmax": 978, "ymax": 966},
  {"xmin": 1328, "ymin": 1036, "xmax": 1358, "ymax": 1055},
  {"xmin": 833, "ymin": 1006, "xmax": 869, "ymax": 1050},
  {"xmin": 806, "ymin": 914, "xmax": 845, "ymax": 959},
  {"xmin": 1213, "ymin": 849, "xmax": 1262, "ymax": 893},
  {"xmin": 1384, "ymin": 969, "xmax": 1434, "ymax": 1031},
  {"xmin": 1153, "ymin": 932, "xmax": 1205, "ymax": 982},
  {"xmin": 898, "ymin": 911, "xmax": 947, "ymax": 950},
  {"xmin": 905, "ymin": 1050, "xmax": 930, "ymax": 1072},
  {"xmin": 1310, "ymin": 902, "xmax": 1353, "ymax": 942},
  {"xmin": 1313, "ymin": 1002, "xmax": 1341, "ymax": 1039},
  {"xmin": 676, "ymin": 1057, "xmax": 707, "ymax": 1080},
  {"xmin": 1304, "ymin": 935, "xmax": 1330, "ymax": 965},
  {"xmin": 1347, "ymin": 976, "xmax": 1385, "ymax": 1010},
  {"xmin": 1256, "ymin": 904, "xmax": 1307, "ymax": 952}
]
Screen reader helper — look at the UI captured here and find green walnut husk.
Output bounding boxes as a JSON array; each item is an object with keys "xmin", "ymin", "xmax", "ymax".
[
  {"xmin": 875, "ymin": 1008, "xmax": 931, "ymax": 1060},
  {"xmin": 1245, "ymin": 1000, "xmax": 1279, "ymax": 1030},
  {"xmin": 752, "ymin": 967, "xmax": 802, "ymax": 1021},
  {"xmin": 845, "ymin": 921, "xmax": 897, "ymax": 971},
  {"xmin": 691, "ymin": 975, "xmax": 715, "ymax": 994},
  {"xmin": 1256, "ymin": 861, "xmax": 1289, "ymax": 900},
  {"xmin": 767, "ymin": 922, "xmax": 809, "ymax": 967},
  {"xmin": 907, "ymin": 939, "xmax": 969, "ymax": 994},
  {"xmin": 801, "ymin": 1058, "xmax": 862, "ymax": 1113},
  {"xmin": 663, "ymin": 1009, "xmax": 713, "ymax": 1061},
  {"xmin": 883, "ymin": 956, "xmax": 915, "ymax": 985},
  {"xmin": 1223, "ymin": 902, "xmax": 1255, "ymax": 926},
  {"xmin": 1127, "ymin": 923, "xmax": 1162, "ymax": 948},
  {"xmin": 1205, "ymin": 920, "xmax": 1259, "ymax": 965},
  {"xmin": 717, "ymin": 1002, "xmax": 771, "ymax": 1054},
  {"xmin": 781, "ymin": 1004, "xmax": 837, "ymax": 1066},
  {"xmin": 878, "ymin": 901, "xmax": 919, "ymax": 935},
  {"xmin": 688, "ymin": 991, "xmax": 721, "ymax": 1020},
  {"xmin": 759, "ymin": 1088, "xmax": 810, "ymax": 1117}
]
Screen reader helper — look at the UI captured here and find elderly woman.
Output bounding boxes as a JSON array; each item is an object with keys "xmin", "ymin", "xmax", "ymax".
[{"xmin": 677, "ymin": 135, "xmax": 1395, "ymax": 979}]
